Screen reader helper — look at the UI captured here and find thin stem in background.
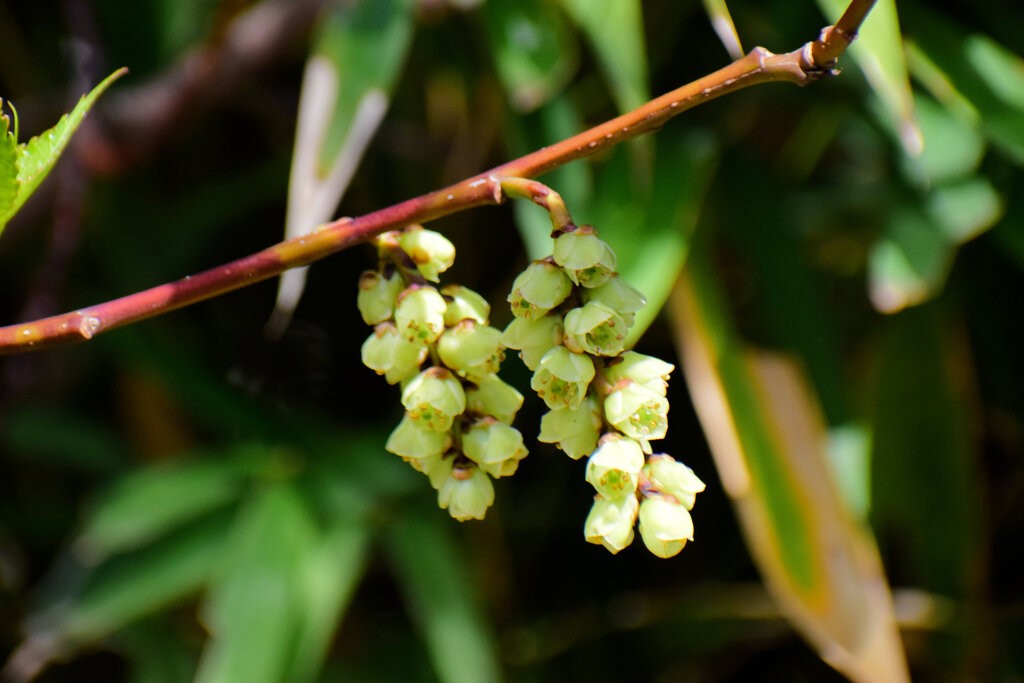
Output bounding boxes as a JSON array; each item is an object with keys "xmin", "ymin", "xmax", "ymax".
[{"xmin": 0, "ymin": 0, "xmax": 876, "ymax": 355}]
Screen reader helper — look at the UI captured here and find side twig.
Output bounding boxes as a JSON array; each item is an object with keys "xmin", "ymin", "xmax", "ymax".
[{"xmin": 0, "ymin": 1, "xmax": 875, "ymax": 355}]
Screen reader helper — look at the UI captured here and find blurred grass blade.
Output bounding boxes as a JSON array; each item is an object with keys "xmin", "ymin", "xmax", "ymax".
[
  {"xmin": 75, "ymin": 456, "xmax": 250, "ymax": 562},
  {"xmin": 669, "ymin": 236, "xmax": 908, "ymax": 683},
  {"xmin": 283, "ymin": 518, "xmax": 371, "ymax": 683},
  {"xmin": 701, "ymin": 0, "xmax": 743, "ymax": 60},
  {"xmin": 0, "ymin": 68, "xmax": 125, "ymax": 234},
  {"xmin": 195, "ymin": 484, "xmax": 318, "ymax": 683},
  {"xmin": 0, "ymin": 103, "xmax": 16, "ymax": 221},
  {"xmin": 482, "ymin": 0, "xmax": 578, "ymax": 112},
  {"xmin": 387, "ymin": 510, "xmax": 501, "ymax": 683},
  {"xmin": 816, "ymin": 0, "xmax": 920, "ymax": 156},
  {"xmin": 269, "ymin": 0, "xmax": 415, "ymax": 337},
  {"xmin": 556, "ymin": 0, "xmax": 648, "ymax": 112}
]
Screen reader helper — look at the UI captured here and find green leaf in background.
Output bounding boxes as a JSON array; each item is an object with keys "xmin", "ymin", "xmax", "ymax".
[
  {"xmin": 0, "ymin": 68, "xmax": 125, "ymax": 235},
  {"xmin": 482, "ymin": 0, "xmax": 578, "ymax": 112},
  {"xmin": 51, "ymin": 512, "xmax": 230, "ymax": 646},
  {"xmin": 195, "ymin": 484, "xmax": 319, "ymax": 683},
  {"xmin": 269, "ymin": 0, "xmax": 416, "ymax": 336},
  {"xmin": 904, "ymin": 5, "xmax": 1024, "ymax": 164},
  {"xmin": 556, "ymin": 0, "xmax": 648, "ymax": 112},
  {"xmin": 74, "ymin": 454, "xmax": 252, "ymax": 563},
  {"xmin": 816, "ymin": 0, "xmax": 920, "ymax": 156},
  {"xmin": 283, "ymin": 518, "xmax": 370, "ymax": 683},
  {"xmin": 669, "ymin": 230, "xmax": 909, "ymax": 683},
  {"xmin": 387, "ymin": 509, "xmax": 501, "ymax": 683}
]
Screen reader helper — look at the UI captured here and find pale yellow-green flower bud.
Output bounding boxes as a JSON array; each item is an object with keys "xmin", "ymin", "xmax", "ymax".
[
  {"xmin": 465, "ymin": 374, "xmax": 524, "ymax": 423},
  {"xmin": 638, "ymin": 495, "xmax": 694, "ymax": 558},
  {"xmin": 604, "ymin": 352, "xmax": 674, "ymax": 397},
  {"xmin": 361, "ymin": 323, "xmax": 428, "ymax": 385},
  {"xmin": 585, "ymin": 434, "xmax": 645, "ymax": 499},
  {"xmin": 462, "ymin": 417, "xmax": 528, "ymax": 478},
  {"xmin": 437, "ymin": 320, "xmax": 504, "ymax": 383},
  {"xmin": 394, "ymin": 285, "xmax": 447, "ymax": 344},
  {"xmin": 581, "ymin": 274, "xmax": 646, "ymax": 315},
  {"xmin": 604, "ymin": 379, "xmax": 669, "ymax": 452},
  {"xmin": 356, "ymin": 269, "xmax": 405, "ymax": 325},
  {"xmin": 530, "ymin": 346, "xmax": 595, "ymax": 411},
  {"xmin": 397, "ymin": 226, "xmax": 455, "ymax": 282},
  {"xmin": 537, "ymin": 395, "xmax": 601, "ymax": 460},
  {"xmin": 508, "ymin": 259, "xmax": 574, "ymax": 319},
  {"xmin": 501, "ymin": 316, "xmax": 563, "ymax": 371},
  {"xmin": 642, "ymin": 455, "xmax": 705, "ymax": 509},
  {"xmin": 441, "ymin": 284, "xmax": 491, "ymax": 326},
  {"xmin": 583, "ymin": 494, "xmax": 639, "ymax": 554},
  {"xmin": 401, "ymin": 367, "xmax": 466, "ymax": 432},
  {"xmin": 562, "ymin": 301, "xmax": 630, "ymax": 356},
  {"xmin": 385, "ymin": 416, "xmax": 452, "ymax": 460},
  {"xmin": 552, "ymin": 226, "xmax": 617, "ymax": 288},
  {"xmin": 438, "ymin": 462, "xmax": 495, "ymax": 521}
]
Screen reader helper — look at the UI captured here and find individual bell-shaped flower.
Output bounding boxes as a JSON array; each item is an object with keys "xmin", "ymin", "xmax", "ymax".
[
  {"xmin": 465, "ymin": 374, "xmax": 524, "ymax": 423},
  {"xmin": 530, "ymin": 346, "xmax": 595, "ymax": 411},
  {"xmin": 361, "ymin": 323, "xmax": 428, "ymax": 385},
  {"xmin": 438, "ymin": 460, "xmax": 495, "ymax": 521},
  {"xmin": 581, "ymin": 275, "xmax": 646, "ymax": 326},
  {"xmin": 537, "ymin": 395, "xmax": 601, "ymax": 460},
  {"xmin": 411, "ymin": 451, "xmax": 454, "ymax": 490},
  {"xmin": 442, "ymin": 284, "xmax": 490, "ymax": 326},
  {"xmin": 552, "ymin": 225, "xmax": 617, "ymax": 288},
  {"xmin": 507, "ymin": 259, "xmax": 574, "ymax": 319},
  {"xmin": 437, "ymin": 320, "xmax": 504, "ymax": 383},
  {"xmin": 401, "ymin": 367, "xmax": 466, "ymax": 432},
  {"xmin": 397, "ymin": 225, "xmax": 455, "ymax": 282},
  {"xmin": 604, "ymin": 379, "xmax": 669, "ymax": 452},
  {"xmin": 501, "ymin": 316, "xmax": 563, "ymax": 371},
  {"xmin": 603, "ymin": 352, "xmax": 674, "ymax": 397},
  {"xmin": 638, "ymin": 494, "xmax": 694, "ymax": 558},
  {"xmin": 462, "ymin": 417, "xmax": 528, "ymax": 478},
  {"xmin": 584, "ymin": 493, "xmax": 639, "ymax": 554},
  {"xmin": 394, "ymin": 285, "xmax": 447, "ymax": 344},
  {"xmin": 562, "ymin": 300, "xmax": 630, "ymax": 356},
  {"xmin": 385, "ymin": 416, "xmax": 452, "ymax": 460},
  {"xmin": 642, "ymin": 455, "xmax": 705, "ymax": 509},
  {"xmin": 585, "ymin": 434, "xmax": 645, "ymax": 499},
  {"xmin": 356, "ymin": 268, "xmax": 405, "ymax": 325}
]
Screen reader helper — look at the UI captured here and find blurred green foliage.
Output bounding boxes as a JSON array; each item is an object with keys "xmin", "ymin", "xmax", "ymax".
[{"xmin": 1, "ymin": 0, "xmax": 1023, "ymax": 681}]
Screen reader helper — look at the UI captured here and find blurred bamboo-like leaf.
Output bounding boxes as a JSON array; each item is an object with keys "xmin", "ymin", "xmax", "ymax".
[
  {"xmin": 268, "ymin": 0, "xmax": 415, "ymax": 337},
  {"xmin": 482, "ymin": 0, "xmax": 579, "ymax": 112},
  {"xmin": 555, "ymin": 0, "xmax": 648, "ymax": 112},
  {"xmin": 195, "ymin": 484, "xmax": 320, "ymax": 683},
  {"xmin": 669, "ymin": 231, "xmax": 909, "ymax": 683},
  {"xmin": 387, "ymin": 509, "xmax": 502, "ymax": 683},
  {"xmin": 700, "ymin": 0, "xmax": 744, "ymax": 60}
]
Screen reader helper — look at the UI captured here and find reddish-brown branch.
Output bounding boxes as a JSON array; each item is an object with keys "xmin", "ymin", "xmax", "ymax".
[{"xmin": 0, "ymin": 2, "xmax": 875, "ymax": 355}]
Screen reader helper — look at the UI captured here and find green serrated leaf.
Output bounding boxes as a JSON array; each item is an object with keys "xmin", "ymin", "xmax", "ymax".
[
  {"xmin": 0, "ymin": 102, "xmax": 18, "ymax": 218},
  {"xmin": 482, "ymin": 0, "xmax": 578, "ymax": 112},
  {"xmin": 0, "ymin": 68, "xmax": 126, "ymax": 235}
]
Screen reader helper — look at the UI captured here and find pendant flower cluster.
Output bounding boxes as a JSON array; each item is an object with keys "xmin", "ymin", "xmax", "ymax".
[
  {"xmin": 359, "ymin": 225, "xmax": 527, "ymax": 522},
  {"xmin": 502, "ymin": 224, "xmax": 705, "ymax": 558}
]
